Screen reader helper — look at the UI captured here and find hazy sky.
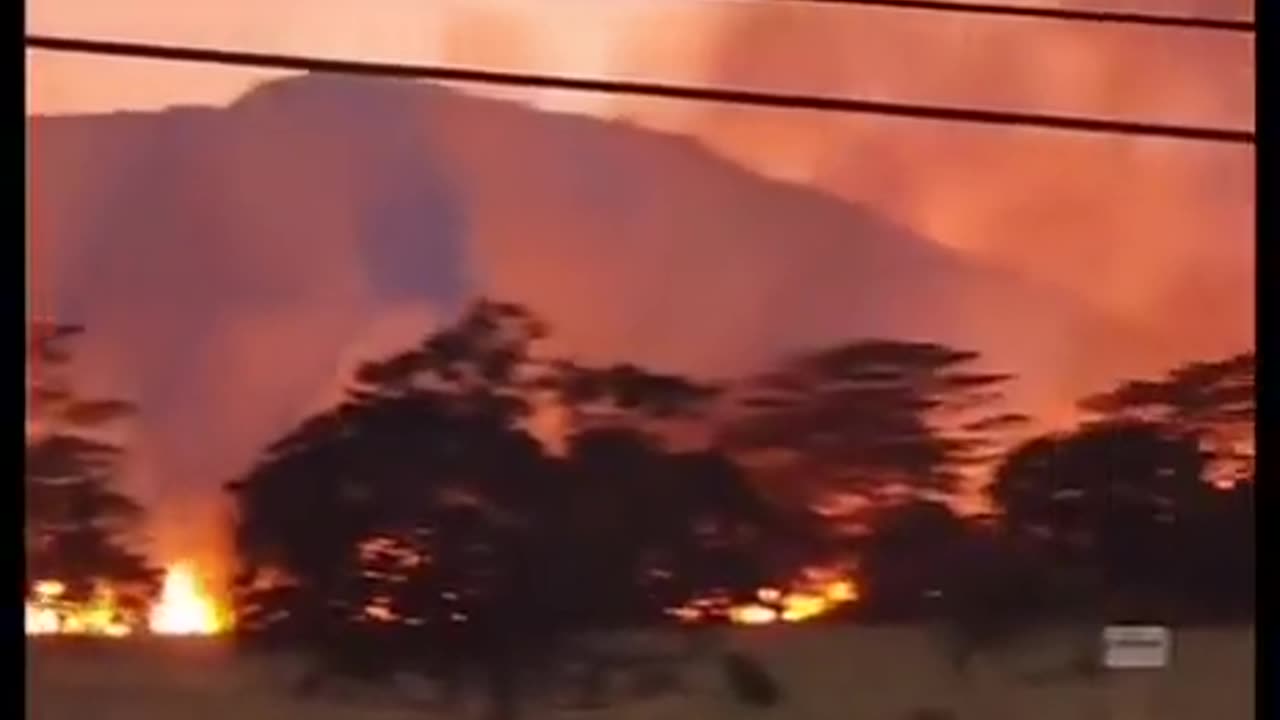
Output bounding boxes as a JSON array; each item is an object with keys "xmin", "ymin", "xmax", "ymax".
[
  {"xmin": 27, "ymin": 0, "xmax": 1255, "ymax": 119},
  {"xmin": 26, "ymin": 0, "xmax": 1255, "ymax": 572},
  {"xmin": 27, "ymin": 0, "xmax": 1255, "ymax": 343}
]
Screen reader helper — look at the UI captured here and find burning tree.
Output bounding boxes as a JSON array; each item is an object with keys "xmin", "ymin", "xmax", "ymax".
[
  {"xmin": 228, "ymin": 300, "xmax": 811, "ymax": 719},
  {"xmin": 25, "ymin": 322, "xmax": 156, "ymax": 607}
]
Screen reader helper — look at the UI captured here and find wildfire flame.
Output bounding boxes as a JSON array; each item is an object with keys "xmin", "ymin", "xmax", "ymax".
[
  {"xmin": 24, "ymin": 562, "xmax": 230, "ymax": 638},
  {"xmin": 23, "ymin": 579, "xmax": 133, "ymax": 638},
  {"xmin": 148, "ymin": 563, "xmax": 231, "ymax": 635},
  {"xmin": 27, "ymin": 561, "xmax": 853, "ymax": 638},
  {"xmin": 672, "ymin": 568, "xmax": 860, "ymax": 626}
]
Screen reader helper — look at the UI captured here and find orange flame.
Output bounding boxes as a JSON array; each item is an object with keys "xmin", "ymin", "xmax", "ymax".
[
  {"xmin": 28, "ymin": 561, "xmax": 852, "ymax": 637},
  {"xmin": 25, "ymin": 562, "xmax": 231, "ymax": 638},
  {"xmin": 23, "ymin": 580, "xmax": 133, "ymax": 637},
  {"xmin": 148, "ymin": 563, "xmax": 231, "ymax": 636},
  {"xmin": 671, "ymin": 567, "xmax": 860, "ymax": 627},
  {"xmin": 728, "ymin": 604, "xmax": 779, "ymax": 625}
]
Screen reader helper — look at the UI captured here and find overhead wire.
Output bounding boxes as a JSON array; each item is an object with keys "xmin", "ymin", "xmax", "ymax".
[
  {"xmin": 742, "ymin": 0, "xmax": 1253, "ymax": 33},
  {"xmin": 24, "ymin": 35, "xmax": 1255, "ymax": 146}
]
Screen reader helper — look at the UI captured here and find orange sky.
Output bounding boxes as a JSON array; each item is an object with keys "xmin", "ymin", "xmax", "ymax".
[
  {"xmin": 27, "ymin": 0, "xmax": 1255, "ymax": 350},
  {"xmin": 25, "ymin": 0, "xmax": 1255, "ymax": 575}
]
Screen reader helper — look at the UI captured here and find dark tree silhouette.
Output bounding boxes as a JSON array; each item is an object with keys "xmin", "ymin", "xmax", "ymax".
[
  {"xmin": 230, "ymin": 302, "xmax": 556, "ymax": 711},
  {"xmin": 1081, "ymin": 351, "xmax": 1254, "ymax": 486},
  {"xmin": 722, "ymin": 340, "xmax": 1026, "ymax": 528},
  {"xmin": 929, "ymin": 529, "xmax": 1105, "ymax": 679},
  {"xmin": 855, "ymin": 500, "xmax": 979, "ymax": 621},
  {"xmin": 1172, "ymin": 478, "xmax": 1253, "ymax": 621},
  {"xmin": 25, "ymin": 322, "xmax": 155, "ymax": 603},
  {"xmin": 927, "ymin": 353, "xmax": 1257, "ymax": 671},
  {"xmin": 542, "ymin": 357, "xmax": 808, "ymax": 619},
  {"xmin": 548, "ymin": 360, "xmax": 721, "ymax": 430},
  {"xmin": 991, "ymin": 420, "xmax": 1220, "ymax": 621},
  {"xmin": 851, "ymin": 499, "xmax": 1101, "ymax": 677},
  {"xmin": 228, "ymin": 300, "xmax": 801, "ymax": 719},
  {"xmin": 1012, "ymin": 352, "xmax": 1258, "ymax": 622}
]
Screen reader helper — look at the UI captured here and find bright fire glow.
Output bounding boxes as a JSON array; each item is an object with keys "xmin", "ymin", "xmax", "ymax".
[
  {"xmin": 671, "ymin": 567, "xmax": 860, "ymax": 627},
  {"xmin": 24, "ymin": 580, "xmax": 133, "ymax": 637},
  {"xmin": 729, "ymin": 604, "xmax": 779, "ymax": 625},
  {"xmin": 148, "ymin": 563, "xmax": 231, "ymax": 636},
  {"xmin": 28, "ymin": 561, "xmax": 851, "ymax": 637},
  {"xmin": 25, "ymin": 604, "xmax": 61, "ymax": 635},
  {"xmin": 25, "ymin": 562, "xmax": 230, "ymax": 638}
]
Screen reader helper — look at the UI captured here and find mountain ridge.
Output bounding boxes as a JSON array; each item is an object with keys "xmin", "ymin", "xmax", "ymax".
[{"xmin": 26, "ymin": 74, "xmax": 1172, "ymax": 557}]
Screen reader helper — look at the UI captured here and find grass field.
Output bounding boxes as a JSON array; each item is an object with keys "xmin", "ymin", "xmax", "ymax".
[{"xmin": 26, "ymin": 626, "xmax": 1254, "ymax": 720}]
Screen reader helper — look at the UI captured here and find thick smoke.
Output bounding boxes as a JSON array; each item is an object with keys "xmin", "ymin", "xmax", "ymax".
[
  {"xmin": 610, "ymin": 0, "xmax": 1254, "ymax": 368},
  {"xmin": 26, "ymin": 0, "xmax": 1252, "ymax": 572}
]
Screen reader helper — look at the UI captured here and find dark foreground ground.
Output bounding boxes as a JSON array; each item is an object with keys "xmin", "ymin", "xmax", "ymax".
[{"xmin": 26, "ymin": 625, "xmax": 1254, "ymax": 720}]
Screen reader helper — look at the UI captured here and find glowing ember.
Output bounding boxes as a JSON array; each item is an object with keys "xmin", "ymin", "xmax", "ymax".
[
  {"xmin": 824, "ymin": 579, "xmax": 857, "ymax": 603},
  {"xmin": 34, "ymin": 580, "xmax": 66, "ymax": 600},
  {"xmin": 148, "ymin": 563, "xmax": 230, "ymax": 636},
  {"xmin": 672, "ymin": 568, "xmax": 860, "ymax": 627},
  {"xmin": 666, "ymin": 606, "xmax": 704, "ymax": 623},
  {"xmin": 757, "ymin": 587, "xmax": 783, "ymax": 603},
  {"xmin": 729, "ymin": 604, "xmax": 779, "ymax": 625},
  {"xmin": 775, "ymin": 594, "xmax": 816, "ymax": 622}
]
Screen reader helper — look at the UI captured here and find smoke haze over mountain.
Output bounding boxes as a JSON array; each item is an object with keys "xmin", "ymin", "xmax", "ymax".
[{"xmin": 26, "ymin": 0, "xmax": 1252, "ymax": 570}]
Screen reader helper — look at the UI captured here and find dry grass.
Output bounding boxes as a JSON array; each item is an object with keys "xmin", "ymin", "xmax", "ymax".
[{"xmin": 26, "ymin": 626, "xmax": 1254, "ymax": 720}]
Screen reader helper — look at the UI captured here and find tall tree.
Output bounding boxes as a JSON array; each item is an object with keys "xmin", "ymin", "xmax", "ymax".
[
  {"xmin": 722, "ymin": 340, "xmax": 1026, "ymax": 528},
  {"xmin": 229, "ymin": 300, "xmax": 800, "ymax": 719},
  {"xmin": 231, "ymin": 302, "xmax": 549, "ymax": 633},
  {"xmin": 25, "ymin": 322, "xmax": 155, "ymax": 602},
  {"xmin": 854, "ymin": 499, "xmax": 977, "ymax": 621},
  {"xmin": 1069, "ymin": 353, "xmax": 1255, "ymax": 620},
  {"xmin": 545, "ymin": 360, "xmax": 721, "ymax": 440},
  {"xmin": 1080, "ymin": 351, "xmax": 1254, "ymax": 487},
  {"xmin": 990, "ymin": 420, "xmax": 1223, "ymax": 620}
]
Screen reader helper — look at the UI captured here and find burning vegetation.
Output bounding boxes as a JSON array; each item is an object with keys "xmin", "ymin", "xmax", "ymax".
[
  {"xmin": 26, "ymin": 557, "xmax": 855, "ymax": 639},
  {"xmin": 26, "ymin": 310, "xmax": 1254, "ymax": 656},
  {"xmin": 24, "ymin": 562, "xmax": 231, "ymax": 638},
  {"xmin": 671, "ymin": 568, "xmax": 859, "ymax": 626}
]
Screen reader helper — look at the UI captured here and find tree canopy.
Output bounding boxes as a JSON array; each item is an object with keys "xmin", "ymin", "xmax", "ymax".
[
  {"xmin": 223, "ymin": 300, "xmax": 1254, "ymax": 714},
  {"xmin": 721, "ymin": 340, "xmax": 1026, "ymax": 527},
  {"xmin": 1080, "ymin": 351, "xmax": 1254, "ymax": 486},
  {"xmin": 992, "ymin": 416, "xmax": 1251, "ymax": 622},
  {"xmin": 25, "ymin": 322, "xmax": 155, "ymax": 602},
  {"xmin": 228, "ymin": 301, "xmax": 805, "ymax": 718}
]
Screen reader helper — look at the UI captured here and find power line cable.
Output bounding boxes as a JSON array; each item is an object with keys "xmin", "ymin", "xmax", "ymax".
[
  {"xmin": 25, "ymin": 34, "xmax": 1254, "ymax": 146},
  {"xmin": 751, "ymin": 0, "xmax": 1253, "ymax": 33}
]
